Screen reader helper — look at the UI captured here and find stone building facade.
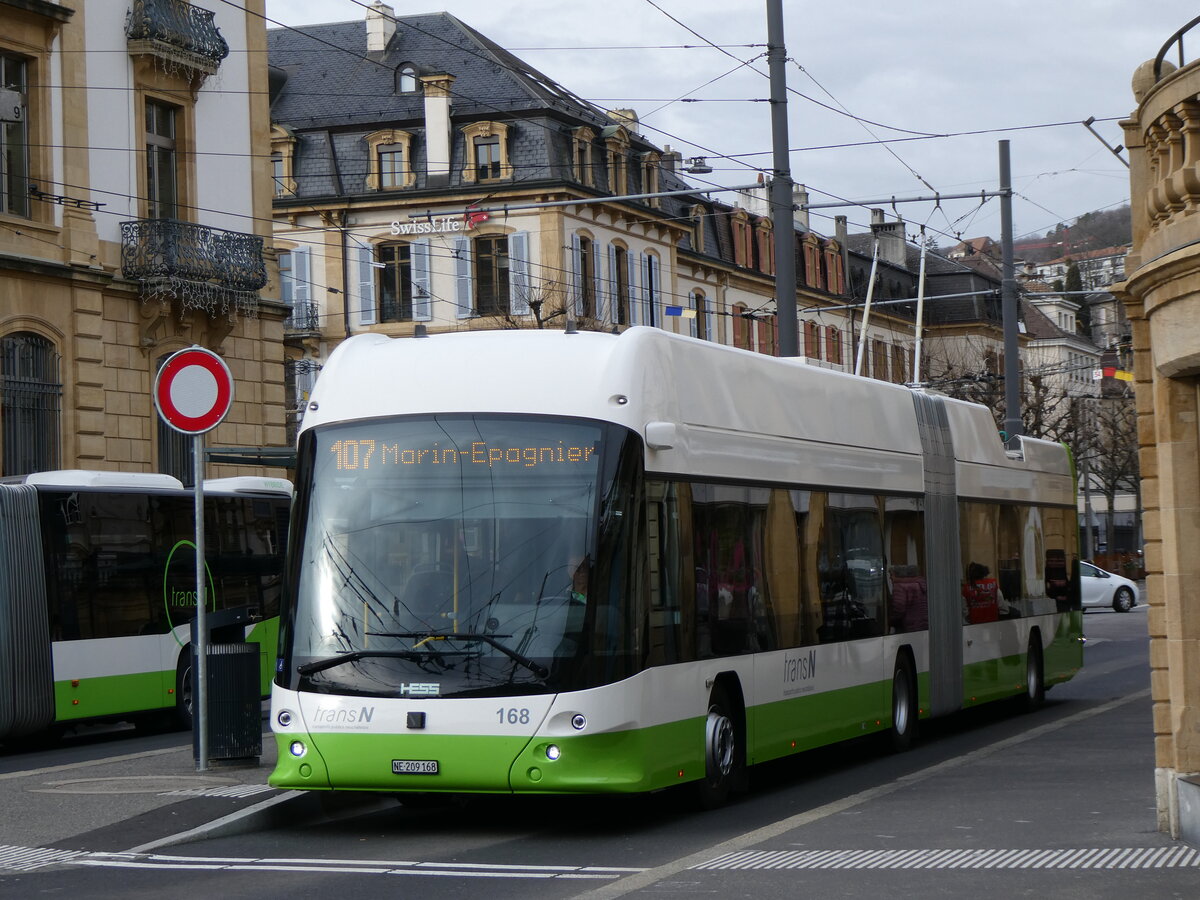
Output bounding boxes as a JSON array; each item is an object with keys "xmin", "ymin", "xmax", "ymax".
[
  {"xmin": 1117, "ymin": 28, "xmax": 1200, "ymax": 839},
  {"xmin": 0, "ymin": 0, "xmax": 286, "ymax": 483}
]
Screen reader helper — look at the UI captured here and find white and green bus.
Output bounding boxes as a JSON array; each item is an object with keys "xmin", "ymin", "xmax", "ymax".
[
  {"xmin": 0, "ymin": 470, "xmax": 290, "ymax": 742},
  {"xmin": 270, "ymin": 327, "xmax": 1081, "ymax": 804}
]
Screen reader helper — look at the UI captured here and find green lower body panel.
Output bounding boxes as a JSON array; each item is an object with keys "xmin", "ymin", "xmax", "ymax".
[
  {"xmin": 271, "ymin": 717, "xmax": 707, "ymax": 795},
  {"xmin": 962, "ymin": 654, "xmax": 1025, "ymax": 705},
  {"xmin": 749, "ymin": 680, "xmax": 889, "ymax": 765},
  {"xmin": 1045, "ymin": 611, "xmax": 1084, "ymax": 686},
  {"xmin": 55, "ymin": 669, "xmax": 169, "ymax": 722}
]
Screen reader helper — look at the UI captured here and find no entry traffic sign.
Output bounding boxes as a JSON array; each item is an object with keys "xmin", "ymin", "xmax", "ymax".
[{"xmin": 154, "ymin": 347, "xmax": 234, "ymax": 434}]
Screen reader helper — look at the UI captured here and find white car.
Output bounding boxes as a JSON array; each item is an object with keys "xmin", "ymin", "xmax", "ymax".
[{"xmin": 1079, "ymin": 561, "xmax": 1139, "ymax": 612}]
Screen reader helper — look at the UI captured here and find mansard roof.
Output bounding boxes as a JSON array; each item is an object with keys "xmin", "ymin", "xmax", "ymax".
[{"xmin": 268, "ymin": 14, "xmax": 619, "ymax": 134}]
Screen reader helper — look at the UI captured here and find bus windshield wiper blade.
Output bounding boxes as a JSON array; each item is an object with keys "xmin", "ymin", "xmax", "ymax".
[
  {"xmin": 381, "ymin": 632, "xmax": 549, "ymax": 679},
  {"xmin": 296, "ymin": 649, "xmax": 427, "ymax": 676}
]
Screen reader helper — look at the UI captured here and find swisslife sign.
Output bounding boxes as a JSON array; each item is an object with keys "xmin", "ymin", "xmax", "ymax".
[{"xmin": 390, "ymin": 207, "xmax": 489, "ymax": 235}]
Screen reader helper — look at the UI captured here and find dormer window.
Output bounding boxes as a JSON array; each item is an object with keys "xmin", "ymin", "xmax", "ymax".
[
  {"xmin": 640, "ymin": 152, "xmax": 660, "ymax": 206},
  {"xmin": 398, "ymin": 64, "xmax": 417, "ymax": 92},
  {"xmin": 572, "ymin": 126, "xmax": 595, "ymax": 186},
  {"xmin": 474, "ymin": 134, "xmax": 501, "ymax": 181},
  {"xmin": 460, "ymin": 122, "xmax": 512, "ymax": 184},
  {"xmin": 364, "ymin": 128, "xmax": 414, "ymax": 190},
  {"xmin": 270, "ymin": 124, "xmax": 297, "ymax": 197}
]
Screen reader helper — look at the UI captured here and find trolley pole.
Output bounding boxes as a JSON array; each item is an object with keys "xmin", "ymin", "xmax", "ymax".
[
  {"xmin": 766, "ymin": 0, "xmax": 797, "ymax": 357},
  {"xmin": 999, "ymin": 140, "xmax": 1022, "ymax": 447}
]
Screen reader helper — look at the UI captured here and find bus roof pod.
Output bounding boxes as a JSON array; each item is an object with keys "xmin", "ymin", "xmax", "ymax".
[
  {"xmin": 204, "ymin": 476, "xmax": 294, "ymax": 496},
  {"xmin": 20, "ymin": 470, "xmax": 185, "ymax": 490}
]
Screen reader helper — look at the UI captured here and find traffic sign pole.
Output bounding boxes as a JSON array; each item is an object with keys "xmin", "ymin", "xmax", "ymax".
[
  {"xmin": 153, "ymin": 347, "xmax": 234, "ymax": 773},
  {"xmin": 193, "ymin": 434, "xmax": 208, "ymax": 771}
]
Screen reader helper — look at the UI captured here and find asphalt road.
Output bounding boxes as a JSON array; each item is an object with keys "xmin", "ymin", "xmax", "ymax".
[{"xmin": 4, "ymin": 604, "xmax": 1191, "ymax": 899}]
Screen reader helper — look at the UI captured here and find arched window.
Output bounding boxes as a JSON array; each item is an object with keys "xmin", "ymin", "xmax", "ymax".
[
  {"xmin": 398, "ymin": 65, "xmax": 417, "ymax": 93},
  {"xmin": 1, "ymin": 332, "xmax": 61, "ymax": 475}
]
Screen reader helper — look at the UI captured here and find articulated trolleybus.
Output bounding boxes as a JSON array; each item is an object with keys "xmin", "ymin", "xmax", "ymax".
[
  {"xmin": 270, "ymin": 327, "xmax": 1081, "ymax": 803},
  {"xmin": 0, "ymin": 470, "xmax": 290, "ymax": 742}
]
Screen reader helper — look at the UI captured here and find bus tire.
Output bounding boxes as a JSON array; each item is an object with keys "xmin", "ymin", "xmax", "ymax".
[
  {"xmin": 174, "ymin": 649, "xmax": 195, "ymax": 731},
  {"xmin": 1022, "ymin": 636, "xmax": 1045, "ymax": 712},
  {"xmin": 889, "ymin": 654, "xmax": 918, "ymax": 753},
  {"xmin": 695, "ymin": 684, "xmax": 743, "ymax": 809}
]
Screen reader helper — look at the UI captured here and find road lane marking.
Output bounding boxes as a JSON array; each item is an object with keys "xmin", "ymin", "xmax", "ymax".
[{"xmin": 0, "ymin": 846, "xmax": 646, "ymax": 880}]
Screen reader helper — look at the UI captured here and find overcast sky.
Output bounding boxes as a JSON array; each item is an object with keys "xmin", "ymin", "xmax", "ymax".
[{"xmin": 262, "ymin": 1, "xmax": 1197, "ymax": 248}]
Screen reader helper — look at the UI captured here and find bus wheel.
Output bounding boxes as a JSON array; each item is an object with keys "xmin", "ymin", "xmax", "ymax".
[
  {"xmin": 174, "ymin": 650, "xmax": 194, "ymax": 731},
  {"xmin": 1022, "ymin": 638, "xmax": 1045, "ymax": 712},
  {"xmin": 889, "ymin": 655, "xmax": 918, "ymax": 752},
  {"xmin": 696, "ymin": 686, "xmax": 742, "ymax": 809}
]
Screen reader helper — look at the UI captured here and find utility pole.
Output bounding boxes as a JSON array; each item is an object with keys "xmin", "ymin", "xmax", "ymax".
[
  {"xmin": 999, "ymin": 140, "xmax": 1022, "ymax": 446},
  {"xmin": 766, "ymin": 0, "xmax": 797, "ymax": 357}
]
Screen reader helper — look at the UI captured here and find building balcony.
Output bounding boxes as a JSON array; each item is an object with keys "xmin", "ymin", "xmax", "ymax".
[
  {"xmin": 285, "ymin": 300, "xmax": 321, "ymax": 334},
  {"xmin": 120, "ymin": 219, "xmax": 266, "ymax": 318},
  {"xmin": 125, "ymin": 0, "xmax": 229, "ymax": 78}
]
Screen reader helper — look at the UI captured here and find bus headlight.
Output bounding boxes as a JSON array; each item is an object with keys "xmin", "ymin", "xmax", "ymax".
[
  {"xmin": 545, "ymin": 744, "xmax": 561, "ymax": 761},
  {"xmin": 289, "ymin": 740, "xmax": 307, "ymax": 758}
]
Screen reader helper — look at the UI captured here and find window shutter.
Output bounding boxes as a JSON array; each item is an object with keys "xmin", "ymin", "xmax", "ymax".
[
  {"xmin": 628, "ymin": 249, "xmax": 641, "ymax": 326},
  {"xmin": 569, "ymin": 233, "xmax": 583, "ymax": 317},
  {"xmin": 454, "ymin": 235, "xmax": 473, "ymax": 318},
  {"xmin": 640, "ymin": 252, "xmax": 653, "ymax": 327},
  {"xmin": 705, "ymin": 298, "xmax": 716, "ymax": 344},
  {"xmin": 591, "ymin": 245, "xmax": 603, "ymax": 322},
  {"xmin": 604, "ymin": 243, "xmax": 617, "ymax": 325},
  {"xmin": 292, "ymin": 247, "xmax": 310, "ymax": 306},
  {"xmin": 508, "ymin": 231, "xmax": 531, "ymax": 316},
  {"xmin": 357, "ymin": 245, "xmax": 376, "ymax": 326},
  {"xmin": 687, "ymin": 290, "xmax": 699, "ymax": 338},
  {"xmin": 411, "ymin": 239, "xmax": 432, "ymax": 321}
]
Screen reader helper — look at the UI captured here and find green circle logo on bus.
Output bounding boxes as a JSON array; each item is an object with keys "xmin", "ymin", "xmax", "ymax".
[{"xmin": 163, "ymin": 539, "xmax": 218, "ymax": 646}]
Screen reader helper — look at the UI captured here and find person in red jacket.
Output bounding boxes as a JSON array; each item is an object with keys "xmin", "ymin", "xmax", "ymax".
[{"xmin": 962, "ymin": 562, "xmax": 1001, "ymax": 624}]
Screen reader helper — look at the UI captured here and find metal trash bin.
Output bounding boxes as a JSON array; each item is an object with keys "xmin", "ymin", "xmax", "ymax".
[
  {"xmin": 204, "ymin": 642, "xmax": 263, "ymax": 761},
  {"xmin": 189, "ymin": 605, "xmax": 264, "ymax": 763}
]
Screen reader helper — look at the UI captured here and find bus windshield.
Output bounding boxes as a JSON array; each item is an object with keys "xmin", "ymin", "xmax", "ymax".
[{"xmin": 284, "ymin": 414, "xmax": 636, "ymax": 698}]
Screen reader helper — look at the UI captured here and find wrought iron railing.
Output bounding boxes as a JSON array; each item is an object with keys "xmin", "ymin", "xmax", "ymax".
[
  {"xmin": 285, "ymin": 300, "xmax": 321, "ymax": 333},
  {"xmin": 125, "ymin": 0, "xmax": 229, "ymax": 72},
  {"xmin": 121, "ymin": 219, "xmax": 266, "ymax": 318},
  {"xmin": 1154, "ymin": 15, "xmax": 1200, "ymax": 81}
]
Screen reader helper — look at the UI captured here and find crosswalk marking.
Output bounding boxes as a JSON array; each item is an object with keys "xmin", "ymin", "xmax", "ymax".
[{"xmin": 692, "ymin": 846, "xmax": 1200, "ymax": 870}]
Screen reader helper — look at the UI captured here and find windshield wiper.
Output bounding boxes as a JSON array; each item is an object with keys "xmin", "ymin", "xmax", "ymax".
[
  {"xmin": 380, "ymin": 632, "xmax": 549, "ymax": 679},
  {"xmin": 297, "ymin": 649, "xmax": 430, "ymax": 676}
]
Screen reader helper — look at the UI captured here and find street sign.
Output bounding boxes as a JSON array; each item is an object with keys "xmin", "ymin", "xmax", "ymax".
[
  {"xmin": 152, "ymin": 346, "xmax": 234, "ymax": 772},
  {"xmin": 154, "ymin": 347, "xmax": 234, "ymax": 434}
]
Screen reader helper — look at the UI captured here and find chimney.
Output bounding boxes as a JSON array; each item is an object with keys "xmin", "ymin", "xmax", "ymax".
[
  {"xmin": 870, "ymin": 208, "xmax": 907, "ymax": 268},
  {"xmin": 421, "ymin": 74, "xmax": 454, "ymax": 187},
  {"xmin": 366, "ymin": 2, "xmax": 396, "ymax": 53},
  {"xmin": 793, "ymin": 183, "xmax": 810, "ymax": 232},
  {"xmin": 662, "ymin": 144, "xmax": 681, "ymax": 174}
]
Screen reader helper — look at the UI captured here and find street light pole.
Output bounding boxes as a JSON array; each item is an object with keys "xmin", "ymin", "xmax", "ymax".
[
  {"xmin": 766, "ymin": 0, "xmax": 797, "ymax": 357},
  {"xmin": 999, "ymin": 141, "xmax": 1022, "ymax": 446}
]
